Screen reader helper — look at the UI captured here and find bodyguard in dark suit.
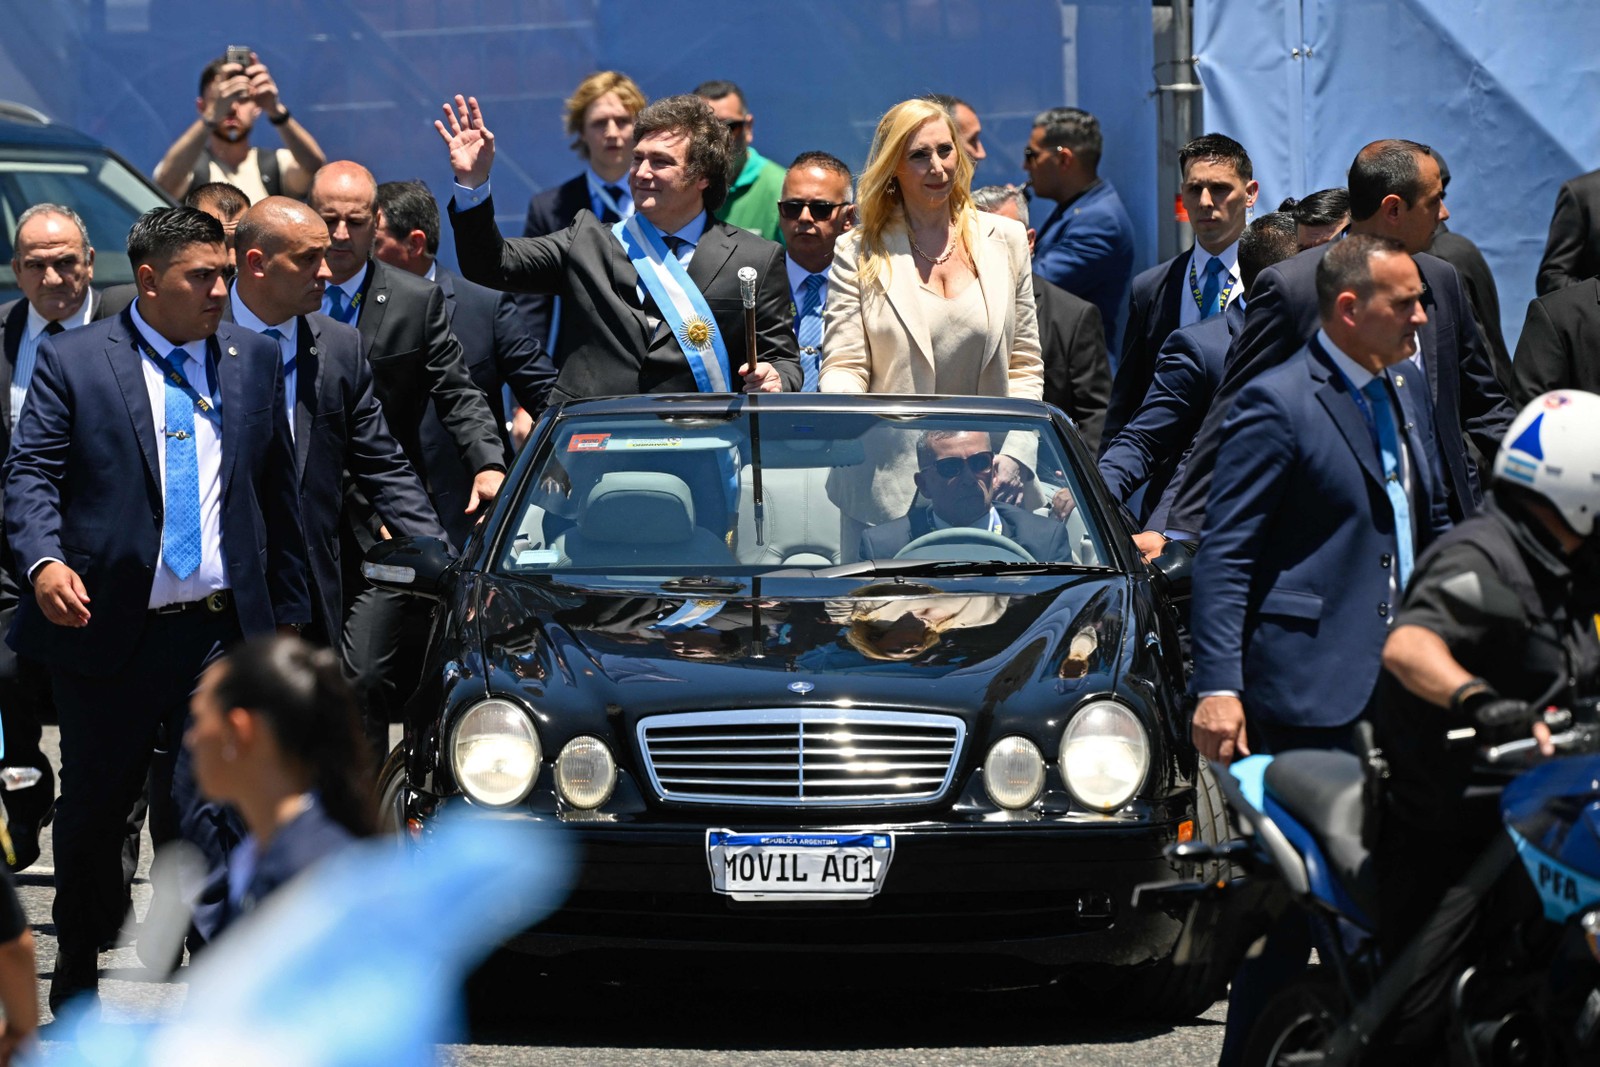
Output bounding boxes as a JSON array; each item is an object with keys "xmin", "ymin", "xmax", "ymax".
[
  {"xmin": 4, "ymin": 207, "xmax": 309, "ymax": 1009},
  {"xmin": 1162, "ymin": 140, "xmax": 1514, "ymax": 540},
  {"xmin": 374, "ymin": 180, "xmax": 556, "ymax": 547},
  {"xmin": 1536, "ymin": 166, "xmax": 1600, "ymax": 296},
  {"xmin": 1511, "ymin": 277, "xmax": 1600, "ymax": 404},
  {"xmin": 520, "ymin": 71, "xmax": 647, "ymax": 358},
  {"xmin": 0, "ymin": 204, "xmax": 104, "ymax": 867},
  {"xmin": 859, "ymin": 430, "xmax": 1072, "ymax": 564},
  {"xmin": 1426, "ymin": 149, "xmax": 1511, "ymax": 390},
  {"xmin": 1106, "ymin": 135, "xmax": 1258, "ymax": 449},
  {"xmin": 1099, "ymin": 213, "xmax": 1300, "ymax": 531},
  {"xmin": 443, "ymin": 93, "xmax": 800, "ymax": 399}
]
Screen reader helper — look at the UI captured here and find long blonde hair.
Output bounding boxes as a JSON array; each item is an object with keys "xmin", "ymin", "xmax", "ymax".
[{"xmin": 856, "ymin": 98, "xmax": 976, "ymax": 291}]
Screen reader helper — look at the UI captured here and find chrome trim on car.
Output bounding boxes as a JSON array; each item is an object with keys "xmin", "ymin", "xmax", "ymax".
[{"xmin": 637, "ymin": 709, "xmax": 966, "ymax": 807}]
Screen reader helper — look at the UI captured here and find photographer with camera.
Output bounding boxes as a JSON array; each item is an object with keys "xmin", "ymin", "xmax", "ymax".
[
  {"xmin": 1371, "ymin": 388, "xmax": 1600, "ymax": 1056},
  {"xmin": 153, "ymin": 47, "xmax": 326, "ymax": 204}
]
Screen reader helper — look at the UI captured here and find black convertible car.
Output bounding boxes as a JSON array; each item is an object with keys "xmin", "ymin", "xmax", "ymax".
[{"xmin": 368, "ymin": 393, "xmax": 1227, "ymax": 1015}]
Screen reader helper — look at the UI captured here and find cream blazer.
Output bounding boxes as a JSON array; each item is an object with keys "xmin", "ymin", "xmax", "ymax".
[
  {"xmin": 818, "ymin": 210, "xmax": 1045, "ymax": 398},
  {"xmin": 820, "ymin": 211, "xmax": 1046, "ymax": 526}
]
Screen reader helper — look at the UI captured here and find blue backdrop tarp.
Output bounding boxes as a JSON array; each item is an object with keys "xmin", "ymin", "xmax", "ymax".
[
  {"xmin": 1194, "ymin": 0, "xmax": 1600, "ymax": 353},
  {"xmin": 0, "ymin": 0, "xmax": 1158, "ymax": 272}
]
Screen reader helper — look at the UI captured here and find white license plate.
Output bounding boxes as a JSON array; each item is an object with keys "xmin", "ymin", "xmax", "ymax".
[{"xmin": 706, "ymin": 830, "xmax": 894, "ymax": 901}]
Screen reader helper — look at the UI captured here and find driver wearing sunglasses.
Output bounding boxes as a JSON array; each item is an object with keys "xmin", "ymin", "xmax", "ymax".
[{"xmin": 858, "ymin": 430, "xmax": 1071, "ymax": 563}]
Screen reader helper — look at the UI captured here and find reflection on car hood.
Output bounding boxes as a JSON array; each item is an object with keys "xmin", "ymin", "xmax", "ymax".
[{"xmin": 472, "ymin": 573, "xmax": 1132, "ymax": 720}]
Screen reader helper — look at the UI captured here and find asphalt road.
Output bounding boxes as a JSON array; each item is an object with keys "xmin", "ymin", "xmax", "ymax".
[{"xmin": 20, "ymin": 726, "xmax": 1227, "ymax": 1065}]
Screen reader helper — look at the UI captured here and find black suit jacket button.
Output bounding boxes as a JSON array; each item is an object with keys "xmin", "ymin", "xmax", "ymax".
[{"xmin": 1381, "ymin": 554, "xmax": 1392, "ymax": 568}]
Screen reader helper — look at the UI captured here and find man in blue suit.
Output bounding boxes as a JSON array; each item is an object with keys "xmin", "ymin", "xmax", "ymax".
[
  {"xmin": 1104, "ymin": 134, "xmax": 1258, "ymax": 451},
  {"xmin": 1162, "ymin": 140, "xmax": 1514, "ymax": 545},
  {"xmin": 1099, "ymin": 213, "xmax": 1299, "ymax": 535},
  {"xmin": 4, "ymin": 206, "xmax": 310, "ymax": 1011},
  {"xmin": 1024, "ymin": 107, "xmax": 1135, "ymax": 363}
]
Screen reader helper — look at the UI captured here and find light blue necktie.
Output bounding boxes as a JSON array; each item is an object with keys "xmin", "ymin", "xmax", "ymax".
[
  {"xmin": 796, "ymin": 273, "xmax": 824, "ymax": 392},
  {"xmin": 1363, "ymin": 377, "xmax": 1414, "ymax": 589},
  {"xmin": 1199, "ymin": 256, "xmax": 1224, "ymax": 319},
  {"xmin": 263, "ymin": 327, "xmax": 291, "ymax": 374},
  {"xmin": 162, "ymin": 350, "xmax": 203, "ymax": 580},
  {"xmin": 326, "ymin": 287, "xmax": 350, "ymax": 324}
]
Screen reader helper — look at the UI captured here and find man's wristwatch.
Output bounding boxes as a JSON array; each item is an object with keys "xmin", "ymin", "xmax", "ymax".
[{"xmin": 269, "ymin": 106, "xmax": 292, "ymax": 126}]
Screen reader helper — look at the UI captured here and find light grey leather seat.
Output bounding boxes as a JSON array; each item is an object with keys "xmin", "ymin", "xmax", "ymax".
[{"xmin": 555, "ymin": 472, "xmax": 734, "ymax": 568}]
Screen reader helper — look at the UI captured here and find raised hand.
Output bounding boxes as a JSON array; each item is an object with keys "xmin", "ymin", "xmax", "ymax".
[{"xmin": 434, "ymin": 94, "xmax": 495, "ymax": 189}]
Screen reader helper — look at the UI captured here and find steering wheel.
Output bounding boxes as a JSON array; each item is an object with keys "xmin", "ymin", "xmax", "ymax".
[{"xmin": 893, "ymin": 527, "xmax": 1035, "ymax": 563}]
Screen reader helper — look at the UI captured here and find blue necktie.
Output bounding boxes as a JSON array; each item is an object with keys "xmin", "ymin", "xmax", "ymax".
[
  {"xmin": 263, "ymin": 327, "xmax": 291, "ymax": 374},
  {"xmin": 326, "ymin": 287, "xmax": 351, "ymax": 324},
  {"xmin": 1363, "ymin": 377, "xmax": 1414, "ymax": 589},
  {"xmin": 1199, "ymin": 256, "xmax": 1224, "ymax": 319},
  {"xmin": 162, "ymin": 350, "xmax": 203, "ymax": 580},
  {"xmin": 796, "ymin": 273, "xmax": 825, "ymax": 392}
]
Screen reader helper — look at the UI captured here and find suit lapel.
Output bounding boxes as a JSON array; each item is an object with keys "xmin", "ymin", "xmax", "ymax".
[
  {"xmin": 880, "ymin": 229, "xmax": 936, "ymax": 375},
  {"xmin": 1, "ymin": 302, "xmax": 26, "ymax": 432},
  {"xmin": 353, "ymin": 261, "xmax": 385, "ymax": 355},
  {"xmin": 1415, "ymin": 260, "xmax": 1441, "ymax": 402},
  {"xmin": 110, "ymin": 311, "xmax": 161, "ymax": 491},
  {"xmin": 686, "ymin": 220, "xmax": 737, "ymax": 295},
  {"xmin": 1156, "ymin": 254, "xmax": 1189, "ymax": 335},
  {"xmin": 435, "ymin": 269, "xmax": 459, "ymax": 327},
  {"xmin": 294, "ymin": 316, "xmax": 322, "ymax": 481},
  {"xmin": 970, "ymin": 216, "xmax": 1010, "ymax": 375},
  {"xmin": 1388, "ymin": 364, "xmax": 1436, "ymax": 501},
  {"xmin": 1308, "ymin": 340, "xmax": 1385, "ymax": 491},
  {"xmin": 212, "ymin": 328, "xmax": 241, "ymax": 503},
  {"xmin": 601, "ymin": 217, "xmax": 655, "ymax": 352}
]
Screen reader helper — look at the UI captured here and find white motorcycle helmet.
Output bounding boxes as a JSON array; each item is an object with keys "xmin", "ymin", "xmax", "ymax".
[{"xmin": 1492, "ymin": 390, "xmax": 1600, "ymax": 536}]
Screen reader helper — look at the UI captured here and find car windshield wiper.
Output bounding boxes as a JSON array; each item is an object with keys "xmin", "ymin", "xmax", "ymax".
[{"xmin": 776, "ymin": 558, "xmax": 1106, "ymax": 579}]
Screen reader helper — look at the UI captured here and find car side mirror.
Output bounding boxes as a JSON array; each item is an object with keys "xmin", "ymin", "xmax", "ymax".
[
  {"xmin": 1151, "ymin": 538, "xmax": 1196, "ymax": 599},
  {"xmin": 361, "ymin": 536, "xmax": 457, "ymax": 599}
]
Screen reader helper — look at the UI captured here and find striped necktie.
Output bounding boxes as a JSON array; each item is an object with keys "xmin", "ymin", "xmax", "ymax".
[{"xmin": 796, "ymin": 273, "xmax": 825, "ymax": 392}]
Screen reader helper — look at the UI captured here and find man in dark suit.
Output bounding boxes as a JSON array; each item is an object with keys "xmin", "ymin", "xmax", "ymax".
[
  {"xmin": 0, "ymin": 203, "xmax": 104, "ymax": 868},
  {"xmin": 1106, "ymin": 134, "xmax": 1258, "ymax": 450},
  {"xmin": 1023, "ymin": 107, "xmax": 1135, "ymax": 363},
  {"xmin": 374, "ymin": 180, "xmax": 556, "ymax": 547},
  {"xmin": 520, "ymin": 71, "xmax": 648, "ymax": 360},
  {"xmin": 1426, "ymin": 150, "xmax": 1511, "ymax": 391},
  {"xmin": 1511, "ymin": 277, "xmax": 1600, "ymax": 403},
  {"xmin": 778, "ymin": 151, "xmax": 855, "ymax": 392},
  {"xmin": 4, "ymin": 206, "xmax": 309, "ymax": 1009},
  {"xmin": 1161, "ymin": 140, "xmax": 1514, "ymax": 543},
  {"xmin": 860, "ymin": 430, "xmax": 1072, "ymax": 563},
  {"xmin": 308, "ymin": 160, "xmax": 508, "ymax": 760},
  {"xmin": 1191, "ymin": 237, "xmax": 1452, "ymax": 1065},
  {"xmin": 973, "ymin": 184, "xmax": 1109, "ymax": 449},
  {"xmin": 1536, "ymin": 166, "xmax": 1600, "ymax": 296},
  {"xmin": 1099, "ymin": 212, "xmax": 1300, "ymax": 534},
  {"xmin": 441, "ymin": 93, "xmax": 800, "ymax": 399}
]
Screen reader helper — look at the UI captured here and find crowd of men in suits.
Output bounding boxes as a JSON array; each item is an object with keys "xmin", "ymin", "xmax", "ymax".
[{"xmin": 4, "ymin": 54, "xmax": 1600, "ymax": 1029}]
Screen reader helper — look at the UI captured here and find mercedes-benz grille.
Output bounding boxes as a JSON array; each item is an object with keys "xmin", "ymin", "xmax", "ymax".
[{"xmin": 637, "ymin": 709, "xmax": 966, "ymax": 807}]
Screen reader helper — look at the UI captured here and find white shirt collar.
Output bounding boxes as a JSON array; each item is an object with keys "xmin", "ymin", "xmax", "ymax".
[
  {"xmin": 424, "ymin": 261, "xmax": 437, "ymax": 282},
  {"xmin": 229, "ymin": 284, "xmax": 298, "ymax": 349},
  {"xmin": 128, "ymin": 300, "xmax": 207, "ymax": 365},
  {"xmin": 785, "ymin": 256, "xmax": 831, "ymax": 297},
  {"xmin": 26, "ymin": 295, "xmax": 94, "ymax": 339},
  {"xmin": 329, "ymin": 261, "xmax": 370, "ymax": 301},
  {"xmin": 1191, "ymin": 240, "xmax": 1241, "ymax": 282},
  {"xmin": 1317, "ymin": 328, "xmax": 1379, "ymax": 389},
  {"xmin": 661, "ymin": 211, "xmax": 709, "ymax": 248}
]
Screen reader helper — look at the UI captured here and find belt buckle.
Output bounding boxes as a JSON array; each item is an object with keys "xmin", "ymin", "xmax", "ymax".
[{"xmin": 204, "ymin": 591, "xmax": 228, "ymax": 614}]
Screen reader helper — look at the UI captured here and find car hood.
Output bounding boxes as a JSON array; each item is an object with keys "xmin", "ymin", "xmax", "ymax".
[{"xmin": 469, "ymin": 572, "xmax": 1137, "ymax": 726}]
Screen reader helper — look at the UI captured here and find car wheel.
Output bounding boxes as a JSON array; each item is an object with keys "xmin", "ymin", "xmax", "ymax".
[
  {"xmin": 1240, "ymin": 969, "xmax": 1346, "ymax": 1067},
  {"xmin": 375, "ymin": 743, "xmax": 408, "ymax": 835}
]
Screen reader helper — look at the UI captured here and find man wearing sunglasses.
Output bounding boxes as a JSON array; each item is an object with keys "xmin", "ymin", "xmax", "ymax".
[
  {"xmin": 778, "ymin": 151, "xmax": 855, "ymax": 391},
  {"xmin": 694, "ymin": 80, "xmax": 787, "ymax": 243},
  {"xmin": 859, "ymin": 430, "xmax": 1071, "ymax": 563}
]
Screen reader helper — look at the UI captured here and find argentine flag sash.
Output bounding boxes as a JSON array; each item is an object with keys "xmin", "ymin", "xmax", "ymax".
[{"xmin": 613, "ymin": 214, "xmax": 731, "ymax": 393}]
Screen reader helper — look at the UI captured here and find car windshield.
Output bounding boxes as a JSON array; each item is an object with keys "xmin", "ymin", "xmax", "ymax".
[
  {"xmin": 498, "ymin": 407, "xmax": 1111, "ymax": 577},
  {"xmin": 0, "ymin": 146, "xmax": 170, "ymax": 293}
]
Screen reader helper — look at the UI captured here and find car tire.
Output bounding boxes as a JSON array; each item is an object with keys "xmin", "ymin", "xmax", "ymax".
[
  {"xmin": 1239, "ymin": 969, "xmax": 1346, "ymax": 1067},
  {"xmin": 376, "ymin": 742, "xmax": 408, "ymax": 835}
]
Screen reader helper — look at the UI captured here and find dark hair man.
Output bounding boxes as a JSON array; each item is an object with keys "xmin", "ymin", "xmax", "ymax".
[
  {"xmin": 439, "ymin": 92, "xmax": 801, "ymax": 398},
  {"xmin": 1023, "ymin": 106, "xmax": 1135, "ymax": 363},
  {"xmin": 1536, "ymin": 164, "xmax": 1600, "ymax": 296},
  {"xmin": 5, "ymin": 205, "xmax": 309, "ymax": 1011},
  {"xmin": 186, "ymin": 181, "xmax": 251, "ymax": 278},
  {"xmin": 1105, "ymin": 134, "xmax": 1258, "ymax": 457},
  {"xmin": 778, "ymin": 151, "xmax": 854, "ymax": 392},
  {"xmin": 153, "ymin": 50, "xmax": 325, "ymax": 203},
  {"xmin": 373, "ymin": 179, "xmax": 555, "ymax": 545},
  {"xmin": 1281, "ymin": 187, "xmax": 1350, "ymax": 249},
  {"xmin": 1425, "ymin": 149, "xmax": 1512, "ymax": 390},
  {"xmin": 923, "ymin": 93, "xmax": 987, "ymax": 165},
  {"xmin": 693, "ymin": 80, "xmax": 787, "ymax": 243}
]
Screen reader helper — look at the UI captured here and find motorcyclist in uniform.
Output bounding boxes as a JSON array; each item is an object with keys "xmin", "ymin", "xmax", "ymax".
[{"xmin": 1369, "ymin": 389, "xmax": 1600, "ymax": 1059}]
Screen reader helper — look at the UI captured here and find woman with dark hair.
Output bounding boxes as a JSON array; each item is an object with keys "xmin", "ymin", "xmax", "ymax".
[{"xmin": 185, "ymin": 634, "xmax": 373, "ymax": 931}]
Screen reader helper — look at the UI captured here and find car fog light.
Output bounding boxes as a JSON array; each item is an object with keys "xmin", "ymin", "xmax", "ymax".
[
  {"xmin": 556, "ymin": 736, "xmax": 617, "ymax": 809},
  {"xmin": 1060, "ymin": 700, "xmax": 1150, "ymax": 812},
  {"xmin": 451, "ymin": 699, "xmax": 541, "ymax": 807},
  {"xmin": 984, "ymin": 736, "xmax": 1046, "ymax": 810}
]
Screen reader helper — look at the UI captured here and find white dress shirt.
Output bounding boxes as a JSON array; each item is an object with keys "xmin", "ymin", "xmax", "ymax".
[
  {"xmin": 11, "ymin": 297, "xmax": 95, "ymax": 430},
  {"xmin": 130, "ymin": 302, "xmax": 229, "ymax": 607},
  {"xmin": 230, "ymin": 285, "xmax": 299, "ymax": 442},
  {"xmin": 1178, "ymin": 242, "xmax": 1243, "ymax": 329}
]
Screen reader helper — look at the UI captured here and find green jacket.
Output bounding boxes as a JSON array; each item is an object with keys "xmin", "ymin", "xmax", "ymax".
[{"xmin": 715, "ymin": 147, "xmax": 787, "ymax": 244}]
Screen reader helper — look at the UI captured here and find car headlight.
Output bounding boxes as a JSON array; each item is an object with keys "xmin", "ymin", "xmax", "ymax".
[
  {"xmin": 556, "ymin": 736, "xmax": 617, "ymax": 809},
  {"xmin": 451, "ymin": 699, "xmax": 541, "ymax": 807},
  {"xmin": 1583, "ymin": 907, "xmax": 1600, "ymax": 963},
  {"xmin": 1059, "ymin": 700, "xmax": 1150, "ymax": 812},
  {"xmin": 984, "ymin": 736, "xmax": 1046, "ymax": 810}
]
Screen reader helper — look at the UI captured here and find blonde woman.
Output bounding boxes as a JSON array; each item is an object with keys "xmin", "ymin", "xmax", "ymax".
[{"xmin": 822, "ymin": 98, "xmax": 1044, "ymax": 552}]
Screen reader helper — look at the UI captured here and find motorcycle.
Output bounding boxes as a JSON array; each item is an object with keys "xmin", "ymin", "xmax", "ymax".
[{"xmin": 1139, "ymin": 702, "xmax": 1600, "ymax": 1066}]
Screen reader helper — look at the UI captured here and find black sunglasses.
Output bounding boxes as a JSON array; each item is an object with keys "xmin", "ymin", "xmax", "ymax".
[
  {"xmin": 926, "ymin": 451, "xmax": 994, "ymax": 480},
  {"xmin": 1022, "ymin": 145, "xmax": 1059, "ymax": 164},
  {"xmin": 778, "ymin": 199, "xmax": 849, "ymax": 221}
]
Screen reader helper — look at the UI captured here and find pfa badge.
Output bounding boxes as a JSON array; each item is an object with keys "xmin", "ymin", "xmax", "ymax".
[{"xmin": 677, "ymin": 314, "xmax": 716, "ymax": 352}]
